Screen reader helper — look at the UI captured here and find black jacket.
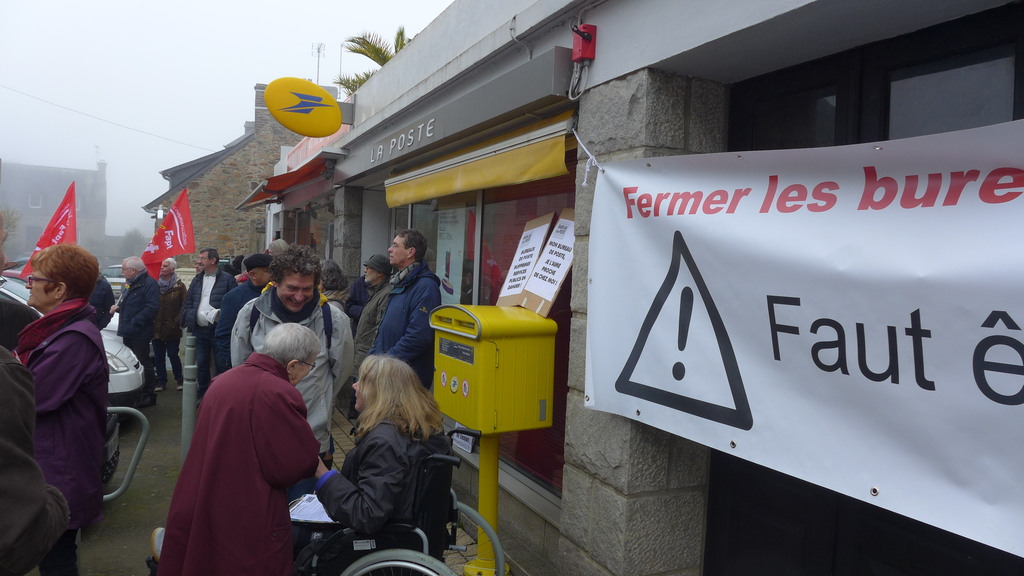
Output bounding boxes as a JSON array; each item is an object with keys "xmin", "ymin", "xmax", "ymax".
[
  {"xmin": 90, "ymin": 277, "xmax": 115, "ymax": 330},
  {"xmin": 116, "ymin": 270, "xmax": 159, "ymax": 340},
  {"xmin": 315, "ymin": 423, "xmax": 451, "ymax": 534}
]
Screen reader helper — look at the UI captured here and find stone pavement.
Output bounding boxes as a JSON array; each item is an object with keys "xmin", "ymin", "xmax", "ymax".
[{"xmin": 24, "ymin": 388, "xmax": 481, "ymax": 575}]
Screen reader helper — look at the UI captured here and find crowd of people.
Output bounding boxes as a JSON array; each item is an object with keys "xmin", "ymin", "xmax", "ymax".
[{"xmin": 0, "ymin": 219, "xmax": 449, "ymax": 576}]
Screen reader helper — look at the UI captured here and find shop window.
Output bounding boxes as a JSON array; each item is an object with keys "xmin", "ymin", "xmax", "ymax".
[
  {"xmin": 753, "ymin": 87, "xmax": 836, "ymax": 150},
  {"xmin": 408, "ymin": 192, "xmax": 479, "ymax": 306},
  {"xmin": 397, "ymin": 160, "xmax": 576, "ymax": 493},
  {"xmin": 887, "ymin": 45, "xmax": 1015, "ymax": 140},
  {"xmin": 730, "ymin": 3, "xmax": 1024, "ymax": 151},
  {"xmin": 483, "ymin": 171, "xmax": 575, "ymax": 493}
]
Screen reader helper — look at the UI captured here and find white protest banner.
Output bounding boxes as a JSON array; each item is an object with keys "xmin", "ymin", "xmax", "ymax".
[{"xmin": 586, "ymin": 119, "xmax": 1024, "ymax": 557}]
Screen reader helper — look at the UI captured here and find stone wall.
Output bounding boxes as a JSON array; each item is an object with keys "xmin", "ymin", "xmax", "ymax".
[
  {"xmin": 332, "ymin": 185, "xmax": 363, "ymax": 281},
  {"xmin": 557, "ymin": 68, "xmax": 728, "ymax": 576},
  {"xmin": 181, "ymin": 84, "xmax": 304, "ymax": 263}
]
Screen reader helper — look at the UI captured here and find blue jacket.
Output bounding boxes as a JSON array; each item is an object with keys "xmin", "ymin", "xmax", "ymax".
[
  {"xmin": 182, "ymin": 270, "xmax": 235, "ymax": 331},
  {"xmin": 116, "ymin": 270, "xmax": 159, "ymax": 340},
  {"xmin": 215, "ymin": 279, "xmax": 264, "ymax": 351},
  {"xmin": 369, "ymin": 262, "xmax": 441, "ymax": 388}
]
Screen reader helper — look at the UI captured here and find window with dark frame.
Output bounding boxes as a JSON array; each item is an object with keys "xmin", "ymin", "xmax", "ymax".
[{"xmin": 729, "ymin": 3, "xmax": 1024, "ymax": 152}]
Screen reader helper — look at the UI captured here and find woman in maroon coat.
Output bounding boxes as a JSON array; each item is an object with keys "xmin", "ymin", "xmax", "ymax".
[
  {"xmin": 15, "ymin": 245, "xmax": 108, "ymax": 576},
  {"xmin": 159, "ymin": 323, "xmax": 321, "ymax": 576}
]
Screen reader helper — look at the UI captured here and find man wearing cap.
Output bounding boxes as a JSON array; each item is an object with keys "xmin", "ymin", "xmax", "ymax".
[
  {"xmin": 369, "ymin": 229, "xmax": 441, "ymax": 389},
  {"xmin": 216, "ymin": 253, "xmax": 273, "ymax": 367},
  {"xmin": 345, "ymin": 254, "xmax": 392, "ymax": 418}
]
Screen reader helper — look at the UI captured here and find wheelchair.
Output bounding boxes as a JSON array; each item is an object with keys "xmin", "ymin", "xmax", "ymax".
[{"xmin": 293, "ymin": 429, "xmax": 504, "ymax": 576}]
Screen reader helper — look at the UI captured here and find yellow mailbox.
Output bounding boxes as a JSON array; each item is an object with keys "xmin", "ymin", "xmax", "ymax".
[{"xmin": 430, "ymin": 305, "xmax": 557, "ymax": 434}]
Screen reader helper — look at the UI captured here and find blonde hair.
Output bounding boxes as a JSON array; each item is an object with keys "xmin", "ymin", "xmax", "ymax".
[{"xmin": 356, "ymin": 355, "xmax": 443, "ymax": 441}]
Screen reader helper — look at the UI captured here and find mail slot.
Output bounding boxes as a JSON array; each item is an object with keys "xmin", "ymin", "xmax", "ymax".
[{"xmin": 430, "ymin": 305, "xmax": 557, "ymax": 434}]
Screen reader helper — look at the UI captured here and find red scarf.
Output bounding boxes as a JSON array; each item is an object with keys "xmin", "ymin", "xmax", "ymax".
[{"xmin": 15, "ymin": 298, "xmax": 89, "ymax": 365}]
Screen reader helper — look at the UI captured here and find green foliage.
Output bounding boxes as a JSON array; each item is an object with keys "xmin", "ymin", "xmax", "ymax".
[{"xmin": 334, "ymin": 26, "xmax": 412, "ymax": 96}]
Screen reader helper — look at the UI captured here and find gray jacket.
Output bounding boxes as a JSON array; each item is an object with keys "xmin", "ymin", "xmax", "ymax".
[{"xmin": 230, "ymin": 290, "xmax": 354, "ymax": 452}]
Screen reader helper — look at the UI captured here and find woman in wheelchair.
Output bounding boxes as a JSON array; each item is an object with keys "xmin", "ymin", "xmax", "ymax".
[{"xmin": 313, "ymin": 354, "xmax": 451, "ymax": 535}]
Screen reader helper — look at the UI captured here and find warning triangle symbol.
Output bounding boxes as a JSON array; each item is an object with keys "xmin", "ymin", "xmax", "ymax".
[{"xmin": 615, "ymin": 231, "xmax": 753, "ymax": 430}]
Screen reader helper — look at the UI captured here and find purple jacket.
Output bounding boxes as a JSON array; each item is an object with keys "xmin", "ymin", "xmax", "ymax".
[{"xmin": 25, "ymin": 306, "xmax": 109, "ymax": 530}]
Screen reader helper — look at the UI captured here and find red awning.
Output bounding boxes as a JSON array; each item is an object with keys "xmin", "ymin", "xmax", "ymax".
[{"xmin": 236, "ymin": 157, "xmax": 329, "ymax": 209}]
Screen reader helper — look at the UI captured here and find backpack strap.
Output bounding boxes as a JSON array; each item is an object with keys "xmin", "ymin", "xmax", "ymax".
[
  {"xmin": 321, "ymin": 301, "xmax": 332, "ymax": 354},
  {"xmin": 249, "ymin": 305, "xmax": 260, "ymax": 338},
  {"xmin": 250, "ymin": 302, "xmax": 333, "ymax": 361}
]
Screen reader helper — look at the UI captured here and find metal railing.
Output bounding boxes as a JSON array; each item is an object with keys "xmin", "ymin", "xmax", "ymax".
[{"xmin": 102, "ymin": 406, "xmax": 150, "ymax": 502}]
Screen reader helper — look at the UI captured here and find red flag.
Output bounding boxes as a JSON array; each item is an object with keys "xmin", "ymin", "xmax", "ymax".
[
  {"xmin": 20, "ymin": 182, "xmax": 77, "ymax": 279},
  {"xmin": 142, "ymin": 189, "xmax": 196, "ymax": 278}
]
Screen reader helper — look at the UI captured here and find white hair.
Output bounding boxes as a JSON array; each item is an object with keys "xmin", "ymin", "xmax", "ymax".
[
  {"xmin": 122, "ymin": 256, "xmax": 145, "ymax": 271},
  {"xmin": 261, "ymin": 323, "xmax": 320, "ymax": 367},
  {"xmin": 162, "ymin": 257, "xmax": 177, "ymax": 270}
]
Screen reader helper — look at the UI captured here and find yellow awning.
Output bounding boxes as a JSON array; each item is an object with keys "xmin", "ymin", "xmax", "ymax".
[{"xmin": 385, "ymin": 112, "xmax": 574, "ymax": 207}]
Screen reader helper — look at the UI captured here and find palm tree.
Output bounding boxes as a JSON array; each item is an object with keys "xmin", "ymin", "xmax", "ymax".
[{"xmin": 335, "ymin": 27, "xmax": 411, "ymax": 95}]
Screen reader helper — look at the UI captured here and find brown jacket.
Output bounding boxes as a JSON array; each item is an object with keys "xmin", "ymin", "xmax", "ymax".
[
  {"xmin": 154, "ymin": 280, "xmax": 186, "ymax": 341},
  {"xmin": 351, "ymin": 280, "xmax": 390, "ymax": 375},
  {"xmin": 0, "ymin": 346, "xmax": 69, "ymax": 576}
]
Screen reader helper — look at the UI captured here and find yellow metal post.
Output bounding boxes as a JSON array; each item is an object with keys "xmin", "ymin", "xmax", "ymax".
[{"xmin": 464, "ymin": 435, "xmax": 507, "ymax": 576}]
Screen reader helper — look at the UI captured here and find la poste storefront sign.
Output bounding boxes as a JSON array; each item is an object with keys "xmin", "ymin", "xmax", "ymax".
[{"xmin": 586, "ymin": 119, "xmax": 1024, "ymax": 557}]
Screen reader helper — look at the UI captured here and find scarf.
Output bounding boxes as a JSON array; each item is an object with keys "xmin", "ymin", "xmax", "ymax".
[
  {"xmin": 157, "ymin": 272, "xmax": 179, "ymax": 295},
  {"xmin": 390, "ymin": 261, "xmax": 420, "ymax": 288},
  {"xmin": 269, "ymin": 286, "xmax": 322, "ymax": 323},
  {"xmin": 15, "ymin": 298, "xmax": 89, "ymax": 364}
]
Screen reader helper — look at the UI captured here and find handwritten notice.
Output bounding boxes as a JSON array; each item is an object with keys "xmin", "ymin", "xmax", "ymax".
[
  {"xmin": 524, "ymin": 216, "xmax": 574, "ymax": 302},
  {"xmin": 498, "ymin": 218, "xmax": 552, "ymax": 299}
]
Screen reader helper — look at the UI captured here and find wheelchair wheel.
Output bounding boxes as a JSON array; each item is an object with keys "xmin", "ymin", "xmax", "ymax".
[{"xmin": 339, "ymin": 548, "xmax": 458, "ymax": 576}]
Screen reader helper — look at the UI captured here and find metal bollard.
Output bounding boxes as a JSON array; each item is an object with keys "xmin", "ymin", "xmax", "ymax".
[
  {"xmin": 183, "ymin": 333, "xmax": 196, "ymax": 367},
  {"xmin": 181, "ymin": 333, "xmax": 198, "ymax": 464}
]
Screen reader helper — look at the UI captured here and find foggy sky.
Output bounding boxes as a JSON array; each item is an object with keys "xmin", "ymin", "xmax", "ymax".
[{"xmin": 0, "ymin": 0, "xmax": 454, "ymax": 236}]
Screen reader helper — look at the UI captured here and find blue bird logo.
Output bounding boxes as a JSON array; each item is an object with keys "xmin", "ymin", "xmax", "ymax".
[{"xmin": 279, "ymin": 92, "xmax": 333, "ymax": 115}]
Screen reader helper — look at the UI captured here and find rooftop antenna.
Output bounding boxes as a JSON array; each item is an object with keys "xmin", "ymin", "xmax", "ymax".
[{"xmin": 312, "ymin": 43, "xmax": 326, "ymax": 85}]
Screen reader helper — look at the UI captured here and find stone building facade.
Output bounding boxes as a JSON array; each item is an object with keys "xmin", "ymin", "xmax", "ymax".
[{"xmin": 254, "ymin": 1, "xmax": 1024, "ymax": 574}]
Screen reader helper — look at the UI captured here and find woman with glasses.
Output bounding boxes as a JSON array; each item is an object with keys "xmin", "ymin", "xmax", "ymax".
[
  {"xmin": 159, "ymin": 323, "xmax": 321, "ymax": 576},
  {"xmin": 14, "ymin": 244, "xmax": 108, "ymax": 576}
]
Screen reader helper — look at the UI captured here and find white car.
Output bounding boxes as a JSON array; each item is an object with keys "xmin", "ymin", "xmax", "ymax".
[
  {"xmin": 0, "ymin": 277, "xmax": 145, "ymax": 408},
  {"xmin": 101, "ymin": 264, "xmax": 127, "ymax": 298}
]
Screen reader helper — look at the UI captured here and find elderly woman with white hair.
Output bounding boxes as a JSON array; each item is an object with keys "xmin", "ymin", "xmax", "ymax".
[
  {"xmin": 159, "ymin": 322, "xmax": 321, "ymax": 576},
  {"xmin": 153, "ymin": 257, "xmax": 187, "ymax": 391}
]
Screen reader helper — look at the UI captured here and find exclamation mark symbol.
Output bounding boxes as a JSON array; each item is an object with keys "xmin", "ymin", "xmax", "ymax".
[{"xmin": 672, "ymin": 286, "xmax": 694, "ymax": 381}]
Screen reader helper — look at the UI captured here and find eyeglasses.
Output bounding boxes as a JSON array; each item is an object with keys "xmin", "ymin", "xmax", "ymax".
[
  {"xmin": 298, "ymin": 360, "xmax": 316, "ymax": 369},
  {"xmin": 26, "ymin": 275, "xmax": 58, "ymax": 287}
]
